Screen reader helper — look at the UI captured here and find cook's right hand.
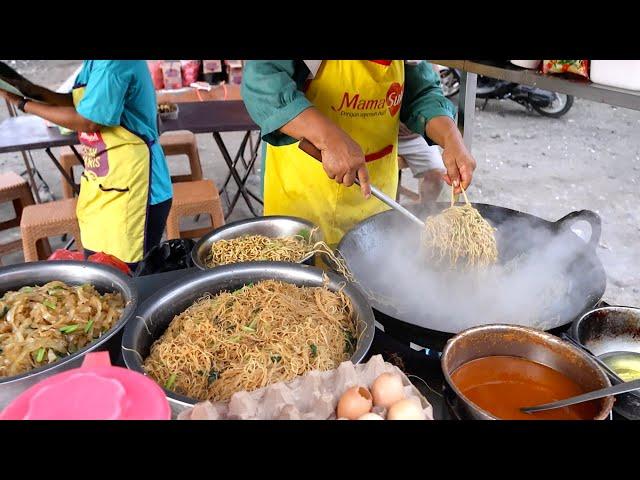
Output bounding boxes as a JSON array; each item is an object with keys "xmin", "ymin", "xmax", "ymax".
[{"xmin": 320, "ymin": 129, "xmax": 371, "ymax": 198}]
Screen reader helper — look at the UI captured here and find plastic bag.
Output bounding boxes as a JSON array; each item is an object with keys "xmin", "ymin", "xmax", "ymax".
[
  {"xmin": 147, "ymin": 60, "xmax": 164, "ymax": 90},
  {"xmin": 542, "ymin": 60, "xmax": 589, "ymax": 78},
  {"xmin": 47, "ymin": 249, "xmax": 84, "ymax": 261},
  {"xmin": 134, "ymin": 239, "xmax": 196, "ymax": 277},
  {"xmin": 161, "ymin": 61, "xmax": 183, "ymax": 90},
  {"xmin": 87, "ymin": 252, "xmax": 132, "ymax": 276},
  {"xmin": 180, "ymin": 60, "xmax": 201, "ymax": 87}
]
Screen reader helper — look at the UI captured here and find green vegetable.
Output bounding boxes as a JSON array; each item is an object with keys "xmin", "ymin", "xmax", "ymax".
[
  {"xmin": 310, "ymin": 343, "xmax": 318, "ymax": 358},
  {"xmin": 228, "ymin": 335, "xmax": 241, "ymax": 343},
  {"xmin": 165, "ymin": 373, "xmax": 177, "ymax": 389},
  {"xmin": 59, "ymin": 324, "xmax": 79, "ymax": 334},
  {"xmin": 19, "ymin": 287, "xmax": 33, "ymax": 293},
  {"xmin": 47, "ymin": 286, "xmax": 63, "ymax": 295},
  {"xmin": 84, "ymin": 319, "xmax": 94, "ymax": 333},
  {"xmin": 297, "ymin": 228, "xmax": 311, "ymax": 242},
  {"xmin": 0, "ymin": 306, "xmax": 8, "ymax": 318},
  {"xmin": 207, "ymin": 370, "xmax": 219, "ymax": 384},
  {"xmin": 240, "ymin": 325, "xmax": 256, "ymax": 333},
  {"xmin": 35, "ymin": 347, "xmax": 45, "ymax": 363},
  {"xmin": 43, "ymin": 300, "xmax": 56, "ymax": 310},
  {"xmin": 271, "ymin": 355, "xmax": 282, "ymax": 363}
]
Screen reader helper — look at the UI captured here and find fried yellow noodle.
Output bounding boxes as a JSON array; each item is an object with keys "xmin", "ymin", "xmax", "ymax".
[
  {"xmin": 422, "ymin": 203, "xmax": 498, "ymax": 269},
  {"xmin": 206, "ymin": 234, "xmax": 311, "ymax": 267},
  {"xmin": 143, "ymin": 280, "xmax": 357, "ymax": 402},
  {"xmin": 0, "ymin": 281, "xmax": 124, "ymax": 377}
]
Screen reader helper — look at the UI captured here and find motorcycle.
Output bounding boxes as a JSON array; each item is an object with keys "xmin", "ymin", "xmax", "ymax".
[{"xmin": 437, "ymin": 67, "xmax": 574, "ymax": 118}]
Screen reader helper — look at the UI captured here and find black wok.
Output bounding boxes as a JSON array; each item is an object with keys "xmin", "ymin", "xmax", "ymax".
[{"xmin": 337, "ymin": 203, "xmax": 606, "ymax": 351}]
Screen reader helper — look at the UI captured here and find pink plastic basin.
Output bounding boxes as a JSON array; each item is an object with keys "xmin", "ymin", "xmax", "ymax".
[{"xmin": 0, "ymin": 352, "xmax": 170, "ymax": 420}]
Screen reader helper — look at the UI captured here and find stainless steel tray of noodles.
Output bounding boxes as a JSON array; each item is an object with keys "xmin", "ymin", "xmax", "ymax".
[{"xmin": 121, "ymin": 262, "xmax": 375, "ymax": 415}]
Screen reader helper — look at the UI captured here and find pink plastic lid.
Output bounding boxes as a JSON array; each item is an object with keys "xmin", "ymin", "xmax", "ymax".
[{"xmin": 0, "ymin": 352, "xmax": 171, "ymax": 420}]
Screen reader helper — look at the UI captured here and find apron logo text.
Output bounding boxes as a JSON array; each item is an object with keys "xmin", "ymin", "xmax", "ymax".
[
  {"xmin": 79, "ymin": 131, "xmax": 110, "ymax": 177},
  {"xmin": 331, "ymin": 82, "xmax": 404, "ymax": 118}
]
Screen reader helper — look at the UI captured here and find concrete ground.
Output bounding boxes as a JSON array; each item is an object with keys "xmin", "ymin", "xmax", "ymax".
[{"xmin": 0, "ymin": 60, "xmax": 638, "ymax": 306}]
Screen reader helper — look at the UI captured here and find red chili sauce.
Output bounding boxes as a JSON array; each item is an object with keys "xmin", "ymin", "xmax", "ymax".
[{"xmin": 450, "ymin": 356, "xmax": 600, "ymax": 420}]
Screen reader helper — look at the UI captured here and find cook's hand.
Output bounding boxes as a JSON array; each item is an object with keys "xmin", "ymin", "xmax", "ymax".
[
  {"xmin": 0, "ymin": 89, "xmax": 21, "ymax": 105},
  {"xmin": 441, "ymin": 137, "xmax": 476, "ymax": 194},
  {"xmin": 320, "ymin": 129, "xmax": 371, "ymax": 198}
]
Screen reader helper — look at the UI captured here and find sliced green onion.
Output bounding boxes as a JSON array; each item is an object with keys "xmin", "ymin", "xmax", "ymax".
[
  {"xmin": 207, "ymin": 370, "xmax": 219, "ymax": 384},
  {"xmin": 165, "ymin": 373, "xmax": 177, "ymax": 389},
  {"xmin": 247, "ymin": 316, "xmax": 259, "ymax": 331},
  {"xmin": 19, "ymin": 287, "xmax": 33, "ymax": 293},
  {"xmin": 84, "ymin": 319, "xmax": 94, "ymax": 333},
  {"xmin": 35, "ymin": 347, "xmax": 45, "ymax": 363},
  {"xmin": 241, "ymin": 325, "xmax": 256, "ymax": 333},
  {"xmin": 309, "ymin": 343, "xmax": 318, "ymax": 358},
  {"xmin": 59, "ymin": 324, "xmax": 79, "ymax": 334},
  {"xmin": 43, "ymin": 300, "xmax": 56, "ymax": 310}
]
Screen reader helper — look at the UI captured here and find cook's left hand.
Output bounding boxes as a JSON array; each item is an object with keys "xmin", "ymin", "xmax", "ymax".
[
  {"xmin": 0, "ymin": 89, "xmax": 21, "ymax": 105},
  {"xmin": 441, "ymin": 137, "xmax": 476, "ymax": 195}
]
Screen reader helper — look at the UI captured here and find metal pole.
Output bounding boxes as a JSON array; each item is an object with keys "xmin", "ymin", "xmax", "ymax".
[{"xmin": 457, "ymin": 71, "xmax": 477, "ymax": 151}]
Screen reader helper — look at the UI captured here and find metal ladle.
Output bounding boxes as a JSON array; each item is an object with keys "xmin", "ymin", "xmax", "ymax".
[{"xmin": 521, "ymin": 378, "xmax": 640, "ymax": 414}]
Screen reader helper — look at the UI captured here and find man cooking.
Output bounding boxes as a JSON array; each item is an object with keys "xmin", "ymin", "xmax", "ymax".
[{"xmin": 241, "ymin": 60, "xmax": 476, "ymax": 246}]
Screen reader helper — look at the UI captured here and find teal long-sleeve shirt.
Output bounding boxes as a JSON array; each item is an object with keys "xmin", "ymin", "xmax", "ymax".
[{"xmin": 241, "ymin": 60, "xmax": 456, "ymax": 146}]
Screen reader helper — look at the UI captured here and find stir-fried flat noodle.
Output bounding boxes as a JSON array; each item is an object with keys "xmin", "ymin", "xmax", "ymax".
[
  {"xmin": 143, "ymin": 280, "xmax": 357, "ymax": 402},
  {"xmin": 422, "ymin": 187, "xmax": 498, "ymax": 269},
  {"xmin": 0, "ymin": 281, "xmax": 124, "ymax": 377},
  {"xmin": 206, "ymin": 234, "xmax": 311, "ymax": 267}
]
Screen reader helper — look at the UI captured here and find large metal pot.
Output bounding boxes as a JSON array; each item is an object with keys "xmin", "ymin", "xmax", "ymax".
[
  {"xmin": 122, "ymin": 262, "xmax": 375, "ymax": 415},
  {"xmin": 572, "ymin": 306, "xmax": 640, "ymax": 420},
  {"xmin": 0, "ymin": 261, "xmax": 137, "ymax": 409},
  {"xmin": 441, "ymin": 324, "xmax": 614, "ymax": 420},
  {"xmin": 191, "ymin": 216, "xmax": 323, "ymax": 270}
]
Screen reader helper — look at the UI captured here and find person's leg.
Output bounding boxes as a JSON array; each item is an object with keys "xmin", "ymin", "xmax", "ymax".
[
  {"xmin": 143, "ymin": 198, "xmax": 172, "ymax": 256},
  {"xmin": 397, "ymin": 136, "xmax": 445, "ymax": 203}
]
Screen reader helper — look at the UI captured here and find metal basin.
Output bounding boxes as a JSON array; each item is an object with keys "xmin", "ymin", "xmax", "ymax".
[
  {"xmin": 0, "ymin": 261, "xmax": 137, "ymax": 410},
  {"xmin": 441, "ymin": 324, "xmax": 613, "ymax": 420},
  {"xmin": 572, "ymin": 306, "xmax": 640, "ymax": 420},
  {"xmin": 121, "ymin": 262, "xmax": 375, "ymax": 415},
  {"xmin": 192, "ymin": 216, "xmax": 322, "ymax": 270}
]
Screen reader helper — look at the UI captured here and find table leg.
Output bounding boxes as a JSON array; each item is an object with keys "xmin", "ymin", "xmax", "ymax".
[
  {"xmin": 219, "ymin": 131, "xmax": 251, "ymax": 206},
  {"xmin": 227, "ymin": 141, "xmax": 264, "ymax": 209},
  {"xmin": 213, "ymin": 132, "xmax": 260, "ymax": 218},
  {"xmin": 45, "ymin": 148, "xmax": 80, "ymax": 195}
]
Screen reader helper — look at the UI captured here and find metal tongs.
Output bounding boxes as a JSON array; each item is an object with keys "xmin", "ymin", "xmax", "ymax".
[{"xmin": 298, "ymin": 138, "xmax": 425, "ymax": 228}]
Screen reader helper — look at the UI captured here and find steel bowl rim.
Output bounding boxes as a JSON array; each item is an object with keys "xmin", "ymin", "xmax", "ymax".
[
  {"xmin": 0, "ymin": 260, "xmax": 138, "ymax": 386},
  {"xmin": 571, "ymin": 305, "xmax": 640, "ymax": 340},
  {"xmin": 191, "ymin": 215, "xmax": 323, "ymax": 270},
  {"xmin": 122, "ymin": 261, "xmax": 375, "ymax": 407},
  {"xmin": 571, "ymin": 305, "xmax": 640, "ymax": 399},
  {"xmin": 441, "ymin": 323, "xmax": 615, "ymax": 420}
]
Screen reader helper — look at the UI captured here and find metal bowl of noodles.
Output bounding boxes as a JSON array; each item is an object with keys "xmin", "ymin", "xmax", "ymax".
[
  {"xmin": 191, "ymin": 215, "xmax": 323, "ymax": 270},
  {"xmin": 122, "ymin": 262, "xmax": 374, "ymax": 415},
  {"xmin": 0, "ymin": 261, "xmax": 137, "ymax": 410}
]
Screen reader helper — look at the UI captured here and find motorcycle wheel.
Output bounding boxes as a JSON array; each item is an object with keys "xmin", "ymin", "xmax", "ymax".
[
  {"xmin": 532, "ymin": 93, "xmax": 574, "ymax": 118},
  {"xmin": 439, "ymin": 68, "xmax": 460, "ymax": 98}
]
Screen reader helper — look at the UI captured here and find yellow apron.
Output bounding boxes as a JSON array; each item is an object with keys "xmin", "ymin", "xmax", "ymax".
[
  {"xmin": 263, "ymin": 60, "xmax": 404, "ymax": 247},
  {"xmin": 72, "ymin": 86, "xmax": 151, "ymax": 264}
]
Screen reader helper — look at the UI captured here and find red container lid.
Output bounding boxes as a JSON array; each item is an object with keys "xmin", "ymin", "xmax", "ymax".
[{"xmin": 0, "ymin": 352, "xmax": 171, "ymax": 420}]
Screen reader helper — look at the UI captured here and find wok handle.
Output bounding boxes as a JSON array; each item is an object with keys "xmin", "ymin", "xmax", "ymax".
[{"xmin": 553, "ymin": 210, "xmax": 601, "ymax": 250}]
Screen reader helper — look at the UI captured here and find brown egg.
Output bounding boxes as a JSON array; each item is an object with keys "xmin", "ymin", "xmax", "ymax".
[
  {"xmin": 358, "ymin": 413, "xmax": 384, "ymax": 420},
  {"xmin": 337, "ymin": 386, "xmax": 373, "ymax": 420},
  {"xmin": 387, "ymin": 398, "xmax": 426, "ymax": 420},
  {"xmin": 371, "ymin": 373, "xmax": 405, "ymax": 408}
]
